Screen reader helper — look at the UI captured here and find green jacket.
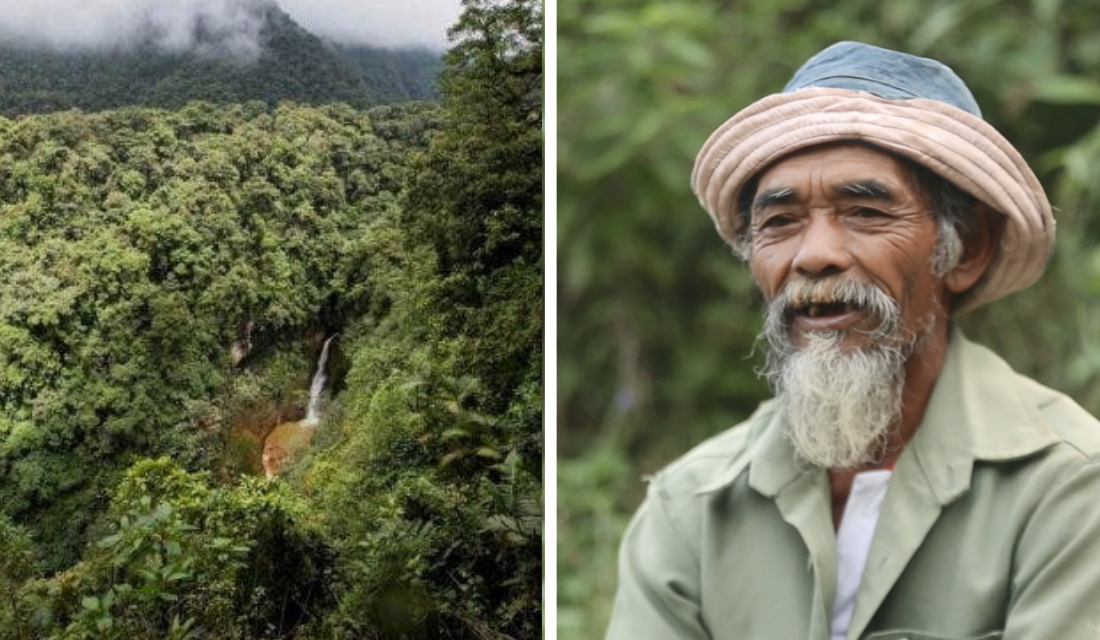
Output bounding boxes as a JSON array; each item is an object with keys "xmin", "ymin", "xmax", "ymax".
[{"xmin": 607, "ymin": 329, "xmax": 1100, "ymax": 640}]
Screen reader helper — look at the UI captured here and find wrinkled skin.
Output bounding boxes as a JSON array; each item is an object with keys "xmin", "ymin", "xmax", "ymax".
[{"xmin": 750, "ymin": 143, "xmax": 943, "ymax": 347}]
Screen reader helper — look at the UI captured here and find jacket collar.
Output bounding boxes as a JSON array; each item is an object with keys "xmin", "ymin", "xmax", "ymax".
[
  {"xmin": 695, "ymin": 325, "xmax": 1061, "ymax": 500},
  {"xmin": 906, "ymin": 324, "xmax": 1060, "ymax": 503}
]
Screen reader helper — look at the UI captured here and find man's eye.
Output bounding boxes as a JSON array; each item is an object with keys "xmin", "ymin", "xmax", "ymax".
[
  {"xmin": 761, "ymin": 215, "xmax": 795, "ymax": 228},
  {"xmin": 853, "ymin": 207, "xmax": 887, "ymax": 218}
]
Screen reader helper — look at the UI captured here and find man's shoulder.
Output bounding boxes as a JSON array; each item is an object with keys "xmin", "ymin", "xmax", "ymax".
[
  {"xmin": 955, "ymin": 331, "xmax": 1100, "ymax": 466},
  {"xmin": 650, "ymin": 400, "xmax": 776, "ymax": 500},
  {"xmin": 1014, "ymin": 371, "xmax": 1100, "ymax": 462}
]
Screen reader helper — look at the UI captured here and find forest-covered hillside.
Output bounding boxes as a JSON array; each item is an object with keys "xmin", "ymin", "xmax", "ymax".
[
  {"xmin": 0, "ymin": 0, "xmax": 441, "ymax": 116},
  {"xmin": 0, "ymin": 0, "xmax": 541, "ymax": 637},
  {"xmin": 334, "ymin": 44, "xmax": 444, "ymax": 103}
]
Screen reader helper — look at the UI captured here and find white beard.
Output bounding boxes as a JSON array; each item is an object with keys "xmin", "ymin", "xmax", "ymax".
[
  {"xmin": 761, "ymin": 278, "xmax": 925, "ymax": 469},
  {"xmin": 771, "ymin": 330, "xmax": 907, "ymax": 469}
]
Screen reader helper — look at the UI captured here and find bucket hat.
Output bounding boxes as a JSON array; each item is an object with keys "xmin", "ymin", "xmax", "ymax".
[{"xmin": 691, "ymin": 41, "xmax": 1054, "ymax": 313}]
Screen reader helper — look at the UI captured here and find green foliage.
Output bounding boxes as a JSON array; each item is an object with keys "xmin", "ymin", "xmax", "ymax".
[
  {"xmin": 560, "ymin": 0, "xmax": 1100, "ymax": 636},
  {"xmin": 0, "ymin": 99, "xmax": 436, "ymax": 567},
  {"xmin": 0, "ymin": 515, "xmax": 38, "ymax": 634},
  {"xmin": 557, "ymin": 447, "xmax": 634, "ymax": 638},
  {"xmin": 8, "ymin": 458, "xmax": 332, "ymax": 640}
]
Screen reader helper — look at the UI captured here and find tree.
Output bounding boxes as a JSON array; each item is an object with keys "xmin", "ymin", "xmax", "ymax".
[{"xmin": 404, "ymin": 0, "xmax": 544, "ymax": 405}]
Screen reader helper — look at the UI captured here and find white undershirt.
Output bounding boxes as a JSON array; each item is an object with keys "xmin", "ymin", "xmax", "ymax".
[{"xmin": 830, "ymin": 469, "xmax": 893, "ymax": 640}]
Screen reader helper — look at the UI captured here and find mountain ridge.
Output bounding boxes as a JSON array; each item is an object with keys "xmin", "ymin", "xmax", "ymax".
[{"xmin": 0, "ymin": 0, "xmax": 441, "ymax": 116}]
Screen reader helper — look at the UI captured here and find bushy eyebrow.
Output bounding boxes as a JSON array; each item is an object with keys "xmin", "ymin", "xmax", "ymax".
[
  {"xmin": 751, "ymin": 180, "xmax": 896, "ymax": 216},
  {"xmin": 752, "ymin": 187, "xmax": 796, "ymax": 212},
  {"xmin": 835, "ymin": 180, "xmax": 893, "ymax": 200}
]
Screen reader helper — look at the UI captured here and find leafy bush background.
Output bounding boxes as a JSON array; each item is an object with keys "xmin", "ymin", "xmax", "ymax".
[{"xmin": 558, "ymin": 0, "xmax": 1100, "ymax": 636}]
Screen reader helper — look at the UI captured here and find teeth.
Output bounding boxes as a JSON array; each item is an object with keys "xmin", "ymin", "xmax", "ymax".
[{"xmin": 808, "ymin": 304, "xmax": 820, "ymax": 318}]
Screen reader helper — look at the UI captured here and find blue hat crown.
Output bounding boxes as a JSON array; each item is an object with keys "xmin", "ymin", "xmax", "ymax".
[{"xmin": 783, "ymin": 41, "xmax": 982, "ymax": 118}]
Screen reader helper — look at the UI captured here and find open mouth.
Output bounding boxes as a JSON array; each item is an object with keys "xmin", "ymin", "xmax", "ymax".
[{"xmin": 792, "ymin": 301, "xmax": 860, "ymax": 319}]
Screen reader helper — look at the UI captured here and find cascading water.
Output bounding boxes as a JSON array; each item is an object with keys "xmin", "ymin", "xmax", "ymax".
[
  {"xmin": 302, "ymin": 335, "xmax": 335, "ymax": 427},
  {"xmin": 261, "ymin": 334, "xmax": 336, "ymax": 477}
]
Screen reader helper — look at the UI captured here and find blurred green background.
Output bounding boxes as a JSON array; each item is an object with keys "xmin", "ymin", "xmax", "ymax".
[{"xmin": 557, "ymin": 0, "xmax": 1100, "ymax": 636}]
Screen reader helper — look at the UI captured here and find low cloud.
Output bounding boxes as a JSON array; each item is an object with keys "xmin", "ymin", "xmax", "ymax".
[
  {"xmin": 0, "ymin": 0, "xmax": 461, "ymax": 55},
  {"xmin": 279, "ymin": 0, "xmax": 462, "ymax": 50},
  {"xmin": 0, "ymin": 0, "xmax": 265, "ymax": 58}
]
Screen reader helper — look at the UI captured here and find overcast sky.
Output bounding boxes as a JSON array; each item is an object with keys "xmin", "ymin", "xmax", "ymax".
[
  {"xmin": 0, "ymin": 0, "xmax": 463, "ymax": 53},
  {"xmin": 281, "ymin": 0, "xmax": 462, "ymax": 49}
]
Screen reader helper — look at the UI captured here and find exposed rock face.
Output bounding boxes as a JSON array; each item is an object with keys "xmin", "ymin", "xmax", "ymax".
[
  {"xmin": 262, "ymin": 420, "xmax": 315, "ymax": 477},
  {"xmin": 230, "ymin": 320, "xmax": 254, "ymax": 366}
]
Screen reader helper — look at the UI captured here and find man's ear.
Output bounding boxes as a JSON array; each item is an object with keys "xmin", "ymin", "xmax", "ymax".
[{"xmin": 944, "ymin": 201, "xmax": 1003, "ymax": 295}]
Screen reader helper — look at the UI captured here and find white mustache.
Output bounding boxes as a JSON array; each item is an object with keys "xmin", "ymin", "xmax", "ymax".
[{"xmin": 765, "ymin": 277, "xmax": 901, "ymax": 345}]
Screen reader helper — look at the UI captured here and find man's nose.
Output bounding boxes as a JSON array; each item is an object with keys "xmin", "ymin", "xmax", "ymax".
[{"xmin": 791, "ymin": 214, "xmax": 853, "ymax": 278}]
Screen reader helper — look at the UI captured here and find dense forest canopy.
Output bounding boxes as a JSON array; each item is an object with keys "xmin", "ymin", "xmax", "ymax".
[
  {"xmin": 0, "ymin": 0, "xmax": 442, "ymax": 116},
  {"xmin": 0, "ymin": 99, "xmax": 431, "ymax": 567},
  {"xmin": 559, "ymin": 0, "xmax": 1100, "ymax": 636},
  {"xmin": 0, "ymin": 0, "xmax": 542, "ymax": 638}
]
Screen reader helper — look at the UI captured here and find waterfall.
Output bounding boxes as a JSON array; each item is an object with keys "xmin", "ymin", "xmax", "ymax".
[{"xmin": 302, "ymin": 335, "xmax": 335, "ymax": 426}]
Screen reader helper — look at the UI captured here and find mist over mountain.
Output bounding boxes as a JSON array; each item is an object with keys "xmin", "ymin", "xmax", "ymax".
[
  {"xmin": 0, "ymin": 0, "xmax": 276, "ymax": 56},
  {"xmin": 0, "ymin": 0, "xmax": 442, "ymax": 115}
]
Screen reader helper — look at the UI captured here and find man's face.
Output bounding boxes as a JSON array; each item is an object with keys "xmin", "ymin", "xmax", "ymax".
[
  {"xmin": 747, "ymin": 143, "xmax": 946, "ymax": 348},
  {"xmin": 747, "ymin": 142, "xmax": 954, "ymax": 468}
]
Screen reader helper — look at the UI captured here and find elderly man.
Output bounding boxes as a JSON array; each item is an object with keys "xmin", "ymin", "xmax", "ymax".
[{"xmin": 606, "ymin": 42, "xmax": 1100, "ymax": 640}]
